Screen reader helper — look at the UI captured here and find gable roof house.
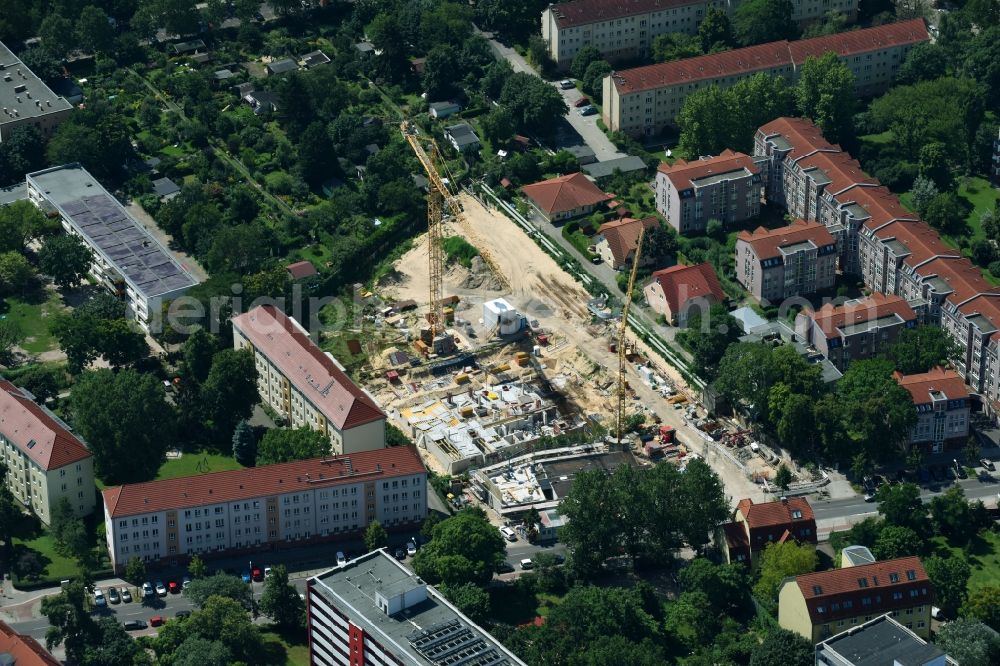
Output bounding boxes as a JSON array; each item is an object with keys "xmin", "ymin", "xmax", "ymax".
[
  {"xmin": 594, "ymin": 216, "xmax": 661, "ymax": 269},
  {"xmin": 428, "ymin": 101, "xmax": 461, "ymax": 119},
  {"xmin": 0, "ymin": 620, "xmax": 61, "ymax": 666},
  {"xmin": 299, "ymin": 50, "xmax": 330, "ymax": 69},
  {"xmin": 719, "ymin": 497, "xmax": 817, "ymax": 566},
  {"xmin": 643, "ymin": 262, "xmax": 725, "ymax": 326},
  {"xmin": 266, "ymin": 58, "xmax": 299, "ymax": 76},
  {"xmin": 520, "ymin": 172, "xmax": 610, "ymax": 222},
  {"xmin": 285, "ymin": 260, "xmax": 318, "ymax": 281},
  {"xmin": 444, "ymin": 122, "xmax": 480, "ymax": 153},
  {"xmin": 244, "ymin": 90, "xmax": 279, "ymax": 114}
]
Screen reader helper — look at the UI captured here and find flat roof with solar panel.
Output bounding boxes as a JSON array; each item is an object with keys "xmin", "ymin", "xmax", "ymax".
[
  {"xmin": 308, "ymin": 550, "xmax": 526, "ymax": 666},
  {"xmin": 26, "ymin": 164, "xmax": 199, "ymax": 301}
]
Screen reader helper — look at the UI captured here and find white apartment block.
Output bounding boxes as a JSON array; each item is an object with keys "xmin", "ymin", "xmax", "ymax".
[
  {"xmin": 603, "ymin": 19, "xmax": 926, "ymax": 137},
  {"xmin": 0, "ymin": 40, "xmax": 73, "ymax": 142},
  {"xmin": 0, "ymin": 379, "xmax": 95, "ymax": 524},
  {"xmin": 101, "ymin": 446, "xmax": 427, "ymax": 572},
  {"xmin": 541, "ymin": 0, "xmax": 858, "ymax": 69},
  {"xmin": 231, "ymin": 305, "xmax": 387, "ymax": 455},
  {"xmin": 25, "ymin": 164, "xmax": 199, "ymax": 332}
]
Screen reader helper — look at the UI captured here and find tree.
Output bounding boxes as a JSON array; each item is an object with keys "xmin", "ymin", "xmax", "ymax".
[
  {"xmin": 38, "ymin": 234, "xmax": 92, "ymax": 289},
  {"xmin": 644, "ymin": 225, "xmax": 678, "ymax": 265},
  {"xmin": 0, "ymin": 200, "xmax": 50, "ymax": 253},
  {"xmin": 75, "ymin": 5, "xmax": 115, "ymax": 54},
  {"xmin": 918, "ymin": 141, "xmax": 953, "ymax": 191},
  {"xmin": 581, "ymin": 60, "xmax": 613, "ymax": 101},
  {"xmin": 733, "ymin": 0, "xmax": 797, "ymax": 46},
  {"xmin": 412, "ymin": 509, "xmax": 506, "ymax": 587},
  {"xmin": 774, "ymin": 464, "xmax": 792, "ymax": 490},
  {"xmin": 571, "ymin": 45, "xmax": 603, "ymax": 80},
  {"xmin": 51, "ymin": 497, "xmax": 89, "ymax": 560},
  {"xmin": 41, "ymin": 580, "xmax": 96, "ymax": 663},
  {"xmin": 500, "ymin": 72, "xmax": 568, "ymax": 137},
  {"xmin": 0, "ymin": 320, "xmax": 24, "ymax": 364},
  {"xmin": 256, "ymin": 427, "xmax": 329, "ymax": 466},
  {"xmin": 184, "ymin": 595, "xmax": 263, "ymax": 663},
  {"xmin": 652, "ymin": 32, "xmax": 702, "ymax": 63},
  {"xmin": 676, "ymin": 458, "xmax": 729, "ymax": 551},
  {"xmin": 0, "ymin": 251, "xmax": 36, "ymax": 295},
  {"xmin": 39, "ymin": 13, "xmax": 74, "ymax": 58},
  {"xmin": 836, "ymin": 360, "xmax": 919, "ymax": 463},
  {"xmin": 925, "ymin": 555, "xmax": 971, "ymax": 617},
  {"xmin": 930, "ymin": 485, "xmax": 977, "ymax": 544},
  {"xmin": 259, "ymin": 564, "xmax": 304, "ymax": 631},
  {"xmin": 171, "ymin": 637, "xmax": 232, "ymax": 666},
  {"xmin": 676, "ymin": 305, "xmax": 743, "ymax": 380},
  {"xmin": 796, "ymin": 52, "xmax": 855, "ymax": 143},
  {"xmin": 677, "ymin": 559, "xmax": 750, "ymax": 616},
  {"xmin": 909, "ymin": 176, "xmax": 939, "ymax": 218},
  {"xmin": 442, "ymin": 582, "xmax": 491, "ymax": 624},
  {"xmin": 872, "ymin": 524, "xmax": 923, "ymax": 560},
  {"xmin": 876, "ymin": 482, "xmax": 926, "ymax": 534},
  {"xmin": 698, "ymin": 8, "xmax": 734, "ymax": 52},
  {"xmin": 479, "ymin": 107, "xmax": 517, "ymax": 145},
  {"xmin": 82, "ymin": 616, "xmax": 152, "ymax": 666},
  {"xmin": 232, "ymin": 420, "xmax": 257, "ymax": 467},
  {"xmin": 0, "ymin": 464, "xmax": 28, "ymax": 562},
  {"xmin": 52, "ymin": 312, "xmax": 146, "ymax": 374},
  {"xmin": 884, "ymin": 326, "xmax": 960, "ymax": 374},
  {"xmin": 184, "ymin": 572, "xmax": 254, "ymax": 610},
  {"xmin": 15, "ymin": 549, "xmax": 45, "ymax": 581},
  {"xmin": 297, "ymin": 122, "xmax": 337, "ymax": 188},
  {"xmin": 188, "ymin": 554, "xmax": 207, "ymax": 579},
  {"xmin": 203, "ymin": 224, "xmax": 270, "ymax": 275},
  {"xmin": 46, "ymin": 105, "xmax": 132, "ymax": 182},
  {"xmin": 421, "ymin": 512, "xmax": 443, "ymax": 542},
  {"xmin": 183, "ymin": 328, "xmax": 218, "ymax": 383},
  {"xmin": 365, "ymin": 520, "xmax": 389, "ymax": 551},
  {"xmin": 749, "ymin": 628, "xmax": 813, "ymax": 666},
  {"xmin": 896, "ymin": 42, "xmax": 947, "ymax": 85},
  {"xmin": 924, "ymin": 192, "xmax": 971, "ymax": 235},
  {"xmin": 752, "ymin": 542, "xmax": 817, "ymax": 605},
  {"xmin": 200, "ymin": 348, "xmax": 258, "ymax": 441},
  {"xmin": 964, "ymin": 587, "xmax": 1000, "ymax": 631},
  {"xmin": 124, "ymin": 556, "xmax": 147, "ymax": 587},
  {"xmin": 70, "ymin": 368, "xmax": 174, "ymax": 484},
  {"xmin": 936, "ymin": 619, "xmax": 1000, "ymax": 666}
]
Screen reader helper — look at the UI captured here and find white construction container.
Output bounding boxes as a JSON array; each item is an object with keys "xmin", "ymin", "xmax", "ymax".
[{"xmin": 483, "ymin": 298, "xmax": 523, "ymax": 336}]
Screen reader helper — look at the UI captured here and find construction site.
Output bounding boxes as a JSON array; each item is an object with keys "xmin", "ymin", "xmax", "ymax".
[{"xmin": 323, "ymin": 123, "xmax": 810, "ymax": 519}]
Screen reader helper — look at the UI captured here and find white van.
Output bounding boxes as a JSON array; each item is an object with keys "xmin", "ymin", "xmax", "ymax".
[
  {"xmin": 499, "ymin": 526, "xmax": 517, "ymax": 542},
  {"xmin": 519, "ymin": 558, "xmax": 534, "ymax": 570}
]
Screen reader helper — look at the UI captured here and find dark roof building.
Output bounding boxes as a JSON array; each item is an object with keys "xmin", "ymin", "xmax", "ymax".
[
  {"xmin": 151, "ymin": 176, "xmax": 180, "ymax": 199},
  {"xmin": 299, "ymin": 50, "xmax": 330, "ymax": 68},
  {"xmin": 266, "ymin": 58, "xmax": 298, "ymax": 76},
  {"xmin": 582, "ymin": 155, "xmax": 648, "ymax": 179},
  {"xmin": 0, "ymin": 39, "xmax": 74, "ymax": 142},
  {"xmin": 815, "ymin": 614, "xmax": 955, "ymax": 666}
]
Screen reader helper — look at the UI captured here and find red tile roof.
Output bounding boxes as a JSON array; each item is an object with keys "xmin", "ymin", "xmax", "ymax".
[
  {"xmin": 521, "ymin": 172, "xmax": 610, "ymax": 216},
  {"xmin": 231, "ymin": 306, "xmax": 385, "ymax": 431},
  {"xmin": 647, "ymin": 263, "xmax": 725, "ymax": 314},
  {"xmin": 0, "ymin": 620, "xmax": 61, "ymax": 666},
  {"xmin": 0, "ymin": 379, "xmax": 91, "ymax": 471},
  {"xmin": 806, "ymin": 293, "xmax": 917, "ymax": 339},
  {"xmin": 597, "ymin": 215, "xmax": 660, "ymax": 265},
  {"xmin": 953, "ymin": 294, "xmax": 1000, "ymax": 336},
  {"xmin": 793, "ymin": 556, "xmax": 929, "ymax": 623},
  {"xmin": 547, "ymin": 0, "xmax": 701, "ymax": 29},
  {"xmin": 737, "ymin": 219, "xmax": 835, "ymax": 261},
  {"xmin": 658, "ymin": 149, "xmax": 759, "ymax": 192},
  {"xmin": 737, "ymin": 497, "xmax": 815, "ymax": 529},
  {"xmin": 893, "ymin": 367, "xmax": 969, "ymax": 404},
  {"xmin": 793, "ymin": 151, "xmax": 878, "ymax": 195},
  {"xmin": 286, "ymin": 260, "xmax": 318, "ymax": 280},
  {"xmin": 925, "ymin": 258, "xmax": 1000, "ymax": 306},
  {"xmin": 103, "ymin": 445, "xmax": 425, "ymax": 518},
  {"xmin": 873, "ymin": 222, "xmax": 957, "ymax": 268},
  {"xmin": 757, "ymin": 117, "xmax": 837, "ymax": 161},
  {"xmin": 612, "ymin": 21, "xmax": 929, "ymax": 95},
  {"xmin": 722, "ymin": 521, "xmax": 750, "ymax": 550},
  {"xmin": 845, "ymin": 186, "xmax": 919, "ymax": 229},
  {"xmin": 787, "ymin": 18, "xmax": 929, "ymax": 63}
]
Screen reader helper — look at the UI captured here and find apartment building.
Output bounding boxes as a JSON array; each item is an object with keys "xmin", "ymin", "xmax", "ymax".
[
  {"xmin": 102, "ymin": 446, "xmax": 427, "ymax": 572},
  {"xmin": 603, "ymin": 19, "xmax": 927, "ymax": 136},
  {"xmin": 735, "ymin": 219, "xmax": 837, "ymax": 303},
  {"xmin": 307, "ymin": 550, "xmax": 527, "ymax": 666},
  {"xmin": 719, "ymin": 496, "xmax": 817, "ymax": 566},
  {"xmin": 0, "ymin": 40, "xmax": 74, "ymax": 142},
  {"xmin": 816, "ymin": 614, "xmax": 955, "ymax": 666},
  {"xmin": 0, "ymin": 379, "xmax": 95, "ymax": 525},
  {"xmin": 656, "ymin": 150, "xmax": 763, "ymax": 234},
  {"xmin": 779, "ymin": 556, "xmax": 932, "ymax": 642},
  {"xmin": 893, "ymin": 368, "xmax": 969, "ymax": 454},
  {"xmin": 25, "ymin": 165, "xmax": 199, "ymax": 331},
  {"xmin": 541, "ymin": 0, "xmax": 859, "ymax": 69},
  {"xmin": 231, "ymin": 305, "xmax": 387, "ymax": 455},
  {"xmin": 794, "ymin": 294, "xmax": 918, "ymax": 370}
]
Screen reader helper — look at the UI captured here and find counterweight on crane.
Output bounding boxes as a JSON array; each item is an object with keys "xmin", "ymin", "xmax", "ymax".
[{"xmin": 616, "ymin": 226, "xmax": 645, "ymax": 443}]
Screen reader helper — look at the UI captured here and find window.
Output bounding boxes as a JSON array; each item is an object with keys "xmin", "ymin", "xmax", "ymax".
[
  {"xmin": 812, "ymin": 585, "xmax": 823, "ymax": 595},
  {"xmin": 906, "ymin": 570, "xmax": 917, "ymax": 581},
  {"xmin": 858, "ymin": 578, "xmax": 868, "ymax": 588}
]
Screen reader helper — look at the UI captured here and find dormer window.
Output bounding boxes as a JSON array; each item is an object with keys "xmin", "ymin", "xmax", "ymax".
[{"xmin": 791, "ymin": 510, "xmax": 803, "ymax": 519}]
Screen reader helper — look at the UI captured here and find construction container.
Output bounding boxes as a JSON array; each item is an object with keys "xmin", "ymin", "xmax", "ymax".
[
  {"xmin": 455, "ymin": 372, "xmax": 470, "ymax": 384},
  {"xmin": 443, "ymin": 307, "xmax": 455, "ymax": 323},
  {"xmin": 460, "ymin": 405, "xmax": 475, "ymax": 418},
  {"xmin": 483, "ymin": 298, "xmax": 523, "ymax": 336},
  {"xmin": 494, "ymin": 363, "xmax": 510, "ymax": 373},
  {"xmin": 537, "ymin": 334, "xmax": 549, "ymax": 345}
]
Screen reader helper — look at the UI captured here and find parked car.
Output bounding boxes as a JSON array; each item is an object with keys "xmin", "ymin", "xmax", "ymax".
[
  {"xmin": 241, "ymin": 571, "xmax": 251, "ymax": 583},
  {"xmin": 182, "ymin": 577, "xmax": 191, "ymax": 590},
  {"xmin": 94, "ymin": 589, "xmax": 106, "ymax": 607},
  {"xmin": 123, "ymin": 620, "xmax": 147, "ymax": 631},
  {"xmin": 108, "ymin": 587, "xmax": 120, "ymax": 604},
  {"xmin": 251, "ymin": 567, "xmax": 263, "ymax": 582},
  {"xmin": 931, "ymin": 606, "xmax": 944, "ymax": 620},
  {"xmin": 519, "ymin": 558, "xmax": 534, "ymax": 570},
  {"xmin": 873, "ymin": 475, "xmax": 887, "ymax": 488},
  {"xmin": 559, "ymin": 79, "xmax": 574, "ymax": 89},
  {"xmin": 142, "ymin": 582, "xmax": 154, "ymax": 598},
  {"xmin": 407, "ymin": 541, "xmax": 417, "ymax": 556},
  {"xmin": 394, "ymin": 548, "xmax": 406, "ymax": 561},
  {"xmin": 175, "ymin": 610, "xmax": 191, "ymax": 619},
  {"xmin": 918, "ymin": 467, "xmax": 930, "ymax": 483},
  {"xmin": 264, "ymin": 567, "xmax": 272, "ymax": 578},
  {"xmin": 336, "ymin": 551, "xmax": 347, "ymax": 566},
  {"xmin": 863, "ymin": 491, "xmax": 877, "ymax": 503},
  {"xmin": 981, "ymin": 458, "xmax": 996, "ymax": 471},
  {"xmin": 149, "ymin": 616, "xmax": 164, "ymax": 627},
  {"xmin": 168, "ymin": 581, "xmax": 179, "ymax": 594},
  {"xmin": 499, "ymin": 526, "xmax": 518, "ymax": 542},
  {"xmin": 591, "ymin": 255, "xmax": 602, "ymax": 264},
  {"xmin": 573, "ymin": 96, "xmax": 590, "ymax": 108},
  {"xmin": 862, "ymin": 476, "xmax": 875, "ymax": 492},
  {"xmin": 578, "ymin": 105, "xmax": 597, "ymax": 116},
  {"xmin": 155, "ymin": 581, "xmax": 167, "ymax": 597},
  {"xmin": 120, "ymin": 587, "xmax": 132, "ymax": 603},
  {"xmin": 497, "ymin": 562, "xmax": 515, "ymax": 574}
]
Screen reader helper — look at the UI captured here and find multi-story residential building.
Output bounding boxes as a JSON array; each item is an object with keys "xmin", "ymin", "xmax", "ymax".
[
  {"xmin": 603, "ymin": 19, "xmax": 928, "ymax": 137},
  {"xmin": 816, "ymin": 614, "xmax": 956, "ymax": 666},
  {"xmin": 0, "ymin": 40, "xmax": 74, "ymax": 142},
  {"xmin": 102, "ymin": 446, "xmax": 427, "ymax": 572},
  {"xmin": 941, "ymin": 293, "xmax": 1000, "ymax": 396},
  {"xmin": 755, "ymin": 116, "xmax": 837, "ymax": 205},
  {"xmin": 541, "ymin": 0, "xmax": 859, "ymax": 69},
  {"xmin": 735, "ymin": 219, "xmax": 837, "ymax": 303},
  {"xmin": 231, "ymin": 305, "xmax": 387, "ymax": 455},
  {"xmin": 307, "ymin": 549, "xmax": 527, "ymax": 666},
  {"xmin": 0, "ymin": 379, "xmax": 95, "ymax": 525},
  {"xmin": 0, "ymin": 619, "xmax": 61, "ymax": 666},
  {"xmin": 643, "ymin": 262, "xmax": 725, "ymax": 325},
  {"xmin": 782, "ymin": 150, "xmax": 877, "ymax": 227},
  {"xmin": 656, "ymin": 150, "xmax": 763, "ymax": 234},
  {"xmin": 779, "ymin": 556, "xmax": 933, "ymax": 642},
  {"xmin": 893, "ymin": 367, "xmax": 969, "ymax": 454},
  {"xmin": 719, "ymin": 497, "xmax": 817, "ymax": 566},
  {"xmin": 794, "ymin": 294, "xmax": 918, "ymax": 370},
  {"xmin": 25, "ymin": 164, "xmax": 199, "ymax": 331}
]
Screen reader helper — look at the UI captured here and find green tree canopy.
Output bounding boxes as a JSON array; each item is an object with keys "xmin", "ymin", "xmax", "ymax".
[
  {"xmin": 872, "ymin": 524, "xmax": 923, "ymax": 560},
  {"xmin": 733, "ymin": 0, "xmax": 797, "ymax": 46},
  {"xmin": 876, "ymin": 482, "xmax": 927, "ymax": 534},
  {"xmin": 964, "ymin": 586, "xmax": 1000, "ymax": 632},
  {"xmin": 925, "ymin": 554, "xmax": 971, "ymax": 617},
  {"xmin": 749, "ymin": 627, "xmax": 813, "ymax": 666},
  {"xmin": 256, "ymin": 427, "xmax": 329, "ymax": 466},
  {"xmin": 884, "ymin": 325, "xmax": 961, "ymax": 374},
  {"xmin": 412, "ymin": 508, "xmax": 506, "ymax": 587},
  {"xmin": 752, "ymin": 542, "xmax": 817, "ymax": 606},
  {"xmin": 364, "ymin": 519, "xmax": 389, "ymax": 551},
  {"xmin": 500, "ymin": 72, "xmax": 568, "ymax": 137},
  {"xmin": 39, "ymin": 234, "xmax": 92, "ymax": 289},
  {"xmin": 184, "ymin": 572, "xmax": 254, "ymax": 610},
  {"xmin": 936, "ymin": 618, "xmax": 1000, "ymax": 666},
  {"xmin": 795, "ymin": 52, "xmax": 855, "ymax": 143},
  {"xmin": 259, "ymin": 564, "xmax": 304, "ymax": 631},
  {"xmin": 0, "ymin": 200, "xmax": 50, "ymax": 253}
]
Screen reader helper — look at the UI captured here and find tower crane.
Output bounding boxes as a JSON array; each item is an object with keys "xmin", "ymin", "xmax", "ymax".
[{"xmin": 616, "ymin": 226, "xmax": 645, "ymax": 444}]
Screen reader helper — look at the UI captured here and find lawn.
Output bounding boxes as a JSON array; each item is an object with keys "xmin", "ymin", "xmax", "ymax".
[
  {"xmin": 930, "ymin": 530, "xmax": 1000, "ymax": 593},
  {"xmin": 561, "ymin": 224, "xmax": 595, "ymax": 257},
  {"xmin": 261, "ymin": 629, "xmax": 309, "ymax": 666},
  {"xmin": 155, "ymin": 452, "xmax": 243, "ymax": 481},
  {"xmin": 12, "ymin": 531, "xmax": 82, "ymax": 582},
  {"xmin": 958, "ymin": 177, "xmax": 1000, "ymax": 241},
  {"xmin": 488, "ymin": 586, "xmax": 564, "ymax": 625},
  {"xmin": 0, "ymin": 289, "xmax": 66, "ymax": 354}
]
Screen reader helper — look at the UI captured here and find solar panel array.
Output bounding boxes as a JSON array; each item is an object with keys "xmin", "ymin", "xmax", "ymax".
[
  {"xmin": 61, "ymin": 194, "xmax": 197, "ymax": 299},
  {"xmin": 407, "ymin": 619, "xmax": 511, "ymax": 666}
]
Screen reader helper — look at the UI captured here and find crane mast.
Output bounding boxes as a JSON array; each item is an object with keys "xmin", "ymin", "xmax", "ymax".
[{"xmin": 617, "ymin": 226, "xmax": 645, "ymax": 443}]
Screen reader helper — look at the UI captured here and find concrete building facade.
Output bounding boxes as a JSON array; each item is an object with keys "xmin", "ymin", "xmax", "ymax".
[
  {"xmin": 815, "ymin": 614, "xmax": 954, "ymax": 666},
  {"xmin": 231, "ymin": 305, "xmax": 387, "ymax": 456},
  {"xmin": 102, "ymin": 446, "xmax": 427, "ymax": 573},
  {"xmin": 735, "ymin": 219, "xmax": 837, "ymax": 303},
  {"xmin": 656, "ymin": 150, "xmax": 762, "ymax": 234},
  {"xmin": 0, "ymin": 379, "xmax": 95, "ymax": 525}
]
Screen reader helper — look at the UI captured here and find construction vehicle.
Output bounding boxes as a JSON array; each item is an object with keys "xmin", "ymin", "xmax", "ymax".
[{"xmin": 615, "ymin": 226, "xmax": 645, "ymax": 443}]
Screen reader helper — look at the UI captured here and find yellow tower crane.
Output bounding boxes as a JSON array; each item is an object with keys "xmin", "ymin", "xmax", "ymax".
[{"xmin": 616, "ymin": 226, "xmax": 645, "ymax": 443}]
